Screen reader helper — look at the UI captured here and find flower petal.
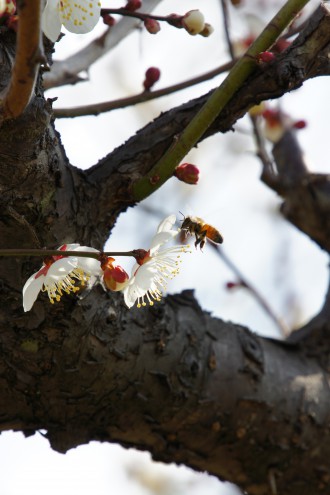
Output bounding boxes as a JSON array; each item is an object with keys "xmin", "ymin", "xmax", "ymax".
[
  {"xmin": 59, "ymin": 0, "xmax": 101, "ymax": 35},
  {"xmin": 72, "ymin": 246, "xmax": 102, "ymax": 276},
  {"xmin": 42, "ymin": 0, "xmax": 62, "ymax": 42},
  {"xmin": 156, "ymin": 214, "xmax": 176, "ymax": 234},
  {"xmin": 150, "ymin": 231, "xmax": 177, "ymax": 252},
  {"xmin": 23, "ymin": 274, "xmax": 45, "ymax": 312},
  {"xmin": 46, "ymin": 257, "xmax": 77, "ymax": 280}
]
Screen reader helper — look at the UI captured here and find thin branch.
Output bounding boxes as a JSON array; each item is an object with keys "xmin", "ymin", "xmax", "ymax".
[
  {"xmin": 220, "ymin": 0, "xmax": 235, "ymax": 60},
  {"xmin": 0, "ymin": 0, "xmax": 45, "ymax": 121},
  {"xmin": 43, "ymin": 0, "xmax": 162, "ymax": 90},
  {"xmin": 212, "ymin": 244, "xmax": 289, "ymax": 337},
  {"xmin": 132, "ymin": 0, "xmax": 310, "ymax": 202},
  {"xmin": 53, "ymin": 60, "xmax": 235, "ymax": 118},
  {"xmin": 0, "ymin": 249, "xmax": 136, "ymax": 259}
]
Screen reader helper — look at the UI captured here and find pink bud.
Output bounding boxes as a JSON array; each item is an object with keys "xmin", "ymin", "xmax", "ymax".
[
  {"xmin": 144, "ymin": 18, "xmax": 161, "ymax": 34},
  {"xmin": 125, "ymin": 0, "xmax": 142, "ymax": 12},
  {"xmin": 258, "ymin": 51, "xmax": 276, "ymax": 63},
  {"xmin": 102, "ymin": 14, "xmax": 116, "ymax": 26},
  {"xmin": 174, "ymin": 163, "xmax": 200, "ymax": 185},
  {"xmin": 293, "ymin": 119, "xmax": 307, "ymax": 130},
  {"xmin": 143, "ymin": 67, "xmax": 161, "ymax": 91}
]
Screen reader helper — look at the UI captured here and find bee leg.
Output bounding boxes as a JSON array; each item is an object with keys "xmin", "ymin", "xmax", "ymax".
[{"xmin": 200, "ymin": 239, "xmax": 205, "ymax": 250}]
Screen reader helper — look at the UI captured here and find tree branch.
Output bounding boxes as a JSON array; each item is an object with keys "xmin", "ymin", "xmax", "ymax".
[
  {"xmin": 1, "ymin": 288, "xmax": 330, "ymax": 495},
  {"xmin": 84, "ymin": 3, "xmax": 330, "ymax": 246},
  {"xmin": 0, "ymin": 0, "xmax": 44, "ymax": 122},
  {"xmin": 52, "ymin": 60, "xmax": 235, "ymax": 118},
  {"xmin": 42, "ymin": 0, "xmax": 162, "ymax": 89}
]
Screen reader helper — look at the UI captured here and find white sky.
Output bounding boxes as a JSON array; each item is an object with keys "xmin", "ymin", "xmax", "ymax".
[{"xmin": 1, "ymin": 0, "xmax": 328, "ymax": 494}]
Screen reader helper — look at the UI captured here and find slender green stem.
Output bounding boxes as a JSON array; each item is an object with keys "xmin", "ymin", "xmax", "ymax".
[
  {"xmin": 0, "ymin": 249, "xmax": 136, "ymax": 259},
  {"xmin": 132, "ymin": 0, "xmax": 310, "ymax": 201}
]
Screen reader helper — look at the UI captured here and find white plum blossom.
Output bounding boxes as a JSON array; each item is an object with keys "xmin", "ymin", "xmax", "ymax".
[
  {"xmin": 42, "ymin": 0, "xmax": 101, "ymax": 42},
  {"xmin": 23, "ymin": 244, "xmax": 102, "ymax": 312},
  {"xmin": 123, "ymin": 215, "xmax": 190, "ymax": 308}
]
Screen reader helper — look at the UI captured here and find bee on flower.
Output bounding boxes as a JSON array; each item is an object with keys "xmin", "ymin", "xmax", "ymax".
[
  {"xmin": 122, "ymin": 214, "xmax": 191, "ymax": 309},
  {"xmin": 22, "ymin": 244, "xmax": 103, "ymax": 312}
]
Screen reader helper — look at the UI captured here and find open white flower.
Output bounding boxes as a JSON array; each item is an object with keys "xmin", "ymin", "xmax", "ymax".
[
  {"xmin": 42, "ymin": 0, "xmax": 101, "ymax": 42},
  {"xmin": 123, "ymin": 215, "xmax": 190, "ymax": 308},
  {"xmin": 23, "ymin": 244, "xmax": 102, "ymax": 312}
]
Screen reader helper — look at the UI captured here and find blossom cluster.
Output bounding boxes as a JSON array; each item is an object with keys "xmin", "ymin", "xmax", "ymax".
[{"xmin": 23, "ymin": 215, "xmax": 190, "ymax": 312}]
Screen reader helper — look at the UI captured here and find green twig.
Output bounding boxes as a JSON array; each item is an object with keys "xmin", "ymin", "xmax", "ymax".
[{"xmin": 132, "ymin": 0, "xmax": 309, "ymax": 201}]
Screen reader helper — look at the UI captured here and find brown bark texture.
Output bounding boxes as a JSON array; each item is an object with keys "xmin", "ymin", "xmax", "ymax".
[{"xmin": 0, "ymin": 4, "xmax": 330, "ymax": 495}]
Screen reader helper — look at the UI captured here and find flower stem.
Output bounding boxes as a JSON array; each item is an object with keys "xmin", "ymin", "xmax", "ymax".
[{"xmin": 132, "ymin": 0, "xmax": 310, "ymax": 201}]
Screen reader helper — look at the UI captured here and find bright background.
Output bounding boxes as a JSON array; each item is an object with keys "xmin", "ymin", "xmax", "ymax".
[{"xmin": 1, "ymin": 0, "xmax": 328, "ymax": 494}]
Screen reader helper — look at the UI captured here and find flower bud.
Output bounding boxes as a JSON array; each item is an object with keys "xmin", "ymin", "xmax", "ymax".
[
  {"xmin": 174, "ymin": 163, "xmax": 199, "ymax": 185},
  {"xmin": 125, "ymin": 0, "xmax": 141, "ymax": 11},
  {"xmin": 262, "ymin": 108, "xmax": 284, "ymax": 143},
  {"xmin": 199, "ymin": 23, "xmax": 214, "ymax": 37},
  {"xmin": 102, "ymin": 13, "xmax": 116, "ymax": 26},
  {"xmin": 182, "ymin": 10, "xmax": 205, "ymax": 35},
  {"xmin": 103, "ymin": 265, "xmax": 129, "ymax": 291},
  {"xmin": 258, "ymin": 51, "xmax": 276, "ymax": 63},
  {"xmin": 293, "ymin": 119, "xmax": 307, "ymax": 130},
  {"xmin": 144, "ymin": 18, "xmax": 161, "ymax": 34},
  {"xmin": 143, "ymin": 67, "xmax": 161, "ymax": 91}
]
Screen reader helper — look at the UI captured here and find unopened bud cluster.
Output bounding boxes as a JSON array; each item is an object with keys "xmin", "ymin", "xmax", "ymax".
[{"xmin": 174, "ymin": 163, "xmax": 200, "ymax": 185}]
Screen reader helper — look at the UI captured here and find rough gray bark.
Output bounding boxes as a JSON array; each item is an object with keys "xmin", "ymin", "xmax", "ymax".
[{"xmin": 0, "ymin": 4, "xmax": 330, "ymax": 495}]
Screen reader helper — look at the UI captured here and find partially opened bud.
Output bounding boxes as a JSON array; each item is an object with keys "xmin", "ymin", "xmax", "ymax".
[
  {"xmin": 144, "ymin": 18, "xmax": 161, "ymax": 34},
  {"xmin": 143, "ymin": 67, "xmax": 161, "ymax": 90},
  {"xmin": 103, "ymin": 265, "xmax": 129, "ymax": 291},
  {"xmin": 199, "ymin": 23, "xmax": 214, "ymax": 37},
  {"xmin": 174, "ymin": 163, "xmax": 200, "ymax": 185},
  {"xmin": 182, "ymin": 10, "xmax": 205, "ymax": 35},
  {"xmin": 262, "ymin": 108, "xmax": 285, "ymax": 143}
]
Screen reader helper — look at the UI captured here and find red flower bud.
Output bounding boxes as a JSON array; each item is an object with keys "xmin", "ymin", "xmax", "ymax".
[
  {"xmin": 103, "ymin": 265, "xmax": 129, "ymax": 291},
  {"xmin": 143, "ymin": 67, "xmax": 161, "ymax": 91},
  {"xmin": 174, "ymin": 163, "xmax": 199, "ymax": 185},
  {"xmin": 293, "ymin": 119, "xmax": 307, "ymax": 130},
  {"xmin": 144, "ymin": 18, "xmax": 161, "ymax": 34},
  {"xmin": 102, "ymin": 14, "xmax": 116, "ymax": 26},
  {"xmin": 258, "ymin": 51, "xmax": 276, "ymax": 63},
  {"xmin": 125, "ymin": 0, "xmax": 142, "ymax": 12}
]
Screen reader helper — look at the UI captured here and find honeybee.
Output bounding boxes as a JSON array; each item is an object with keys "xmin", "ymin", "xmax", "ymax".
[{"xmin": 180, "ymin": 215, "xmax": 223, "ymax": 250}]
